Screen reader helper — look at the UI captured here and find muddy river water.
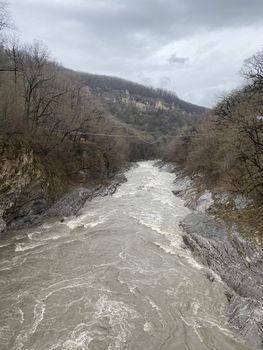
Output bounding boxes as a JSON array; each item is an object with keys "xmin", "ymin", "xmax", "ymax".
[{"xmin": 0, "ymin": 162, "xmax": 258, "ymax": 350}]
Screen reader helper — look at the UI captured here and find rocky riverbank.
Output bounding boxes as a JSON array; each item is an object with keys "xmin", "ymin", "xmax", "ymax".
[
  {"xmin": 163, "ymin": 163, "xmax": 263, "ymax": 347},
  {"xmin": 0, "ymin": 136, "xmax": 128, "ymax": 237},
  {"xmin": 181, "ymin": 213, "xmax": 263, "ymax": 346},
  {"xmin": 4, "ymin": 172, "xmax": 127, "ymax": 234}
]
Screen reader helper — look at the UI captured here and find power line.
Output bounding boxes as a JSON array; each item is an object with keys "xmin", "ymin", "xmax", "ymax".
[{"xmin": 56, "ymin": 128, "xmax": 222, "ymax": 145}]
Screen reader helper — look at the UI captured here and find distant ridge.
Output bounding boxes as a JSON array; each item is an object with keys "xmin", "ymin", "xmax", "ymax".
[{"xmin": 78, "ymin": 72, "xmax": 208, "ymax": 115}]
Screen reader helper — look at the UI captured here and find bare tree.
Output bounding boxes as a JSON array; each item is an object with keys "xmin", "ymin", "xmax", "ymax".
[
  {"xmin": 241, "ymin": 49, "xmax": 263, "ymax": 91},
  {"xmin": 4, "ymin": 40, "xmax": 24, "ymax": 84}
]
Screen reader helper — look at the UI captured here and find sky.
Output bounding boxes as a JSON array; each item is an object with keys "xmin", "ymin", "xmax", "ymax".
[{"xmin": 9, "ymin": 0, "xmax": 263, "ymax": 107}]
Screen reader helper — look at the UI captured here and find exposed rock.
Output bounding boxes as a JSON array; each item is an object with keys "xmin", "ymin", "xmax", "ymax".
[
  {"xmin": 234, "ymin": 194, "xmax": 253, "ymax": 210},
  {"xmin": 168, "ymin": 163, "xmax": 263, "ymax": 345},
  {"xmin": 95, "ymin": 173, "xmax": 127, "ymax": 197},
  {"xmin": 0, "ymin": 138, "xmax": 59, "ymax": 234},
  {"xmin": 214, "ymin": 193, "xmax": 230, "ymax": 205},
  {"xmin": 228, "ymin": 296, "xmax": 263, "ymax": 345},
  {"xmin": 154, "ymin": 161, "xmax": 177, "ymax": 173},
  {"xmin": 172, "ymin": 190, "xmax": 182, "ymax": 196},
  {"xmin": 0, "ymin": 208, "xmax": 6, "ymax": 235},
  {"xmin": 195, "ymin": 191, "xmax": 214, "ymax": 212},
  {"xmin": 181, "ymin": 212, "xmax": 263, "ymax": 346},
  {"xmin": 5, "ymin": 172, "xmax": 127, "ymax": 232},
  {"xmin": 173, "ymin": 174, "xmax": 195, "ymax": 198},
  {"xmin": 0, "ymin": 136, "xmax": 128, "ymax": 235},
  {"xmin": 46, "ymin": 187, "xmax": 97, "ymax": 218}
]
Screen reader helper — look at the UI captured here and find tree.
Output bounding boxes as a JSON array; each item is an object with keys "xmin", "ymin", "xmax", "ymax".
[{"xmin": 241, "ymin": 49, "xmax": 263, "ymax": 91}]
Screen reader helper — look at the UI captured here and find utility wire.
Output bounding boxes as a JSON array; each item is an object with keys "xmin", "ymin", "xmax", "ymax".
[
  {"xmin": 55, "ymin": 128, "xmax": 221, "ymax": 145},
  {"xmin": 75, "ymin": 131, "xmax": 219, "ymax": 143}
]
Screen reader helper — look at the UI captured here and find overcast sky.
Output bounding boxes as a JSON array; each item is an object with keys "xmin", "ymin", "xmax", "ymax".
[{"xmin": 9, "ymin": 0, "xmax": 263, "ymax": 107}]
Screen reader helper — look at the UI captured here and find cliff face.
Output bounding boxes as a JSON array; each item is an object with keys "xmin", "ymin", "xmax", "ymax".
[
  {"xmin": 97, "ymin": 89, "xmax": 180, "ymax": 112},
  {"xmin": 92, "ymin": 87, "xmax": 205, "ymax": 136},
  {"xmin": 0, "ymin": 137, "xmax": 66, "ymax": 235}
]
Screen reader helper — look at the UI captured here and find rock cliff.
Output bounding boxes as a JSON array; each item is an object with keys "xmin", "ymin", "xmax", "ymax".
[{"xmin": 0, "ymin": 137, "xmax": 66, "ymax": 235}]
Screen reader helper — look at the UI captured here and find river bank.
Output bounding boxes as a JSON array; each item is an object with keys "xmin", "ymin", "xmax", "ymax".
[
  {"xmin": 158, "ymin": 162, "xmax": 263, "ymax": 347},
  {"xmin": 0, "ymin": 134, "xmax": 130, "ymax": 238},
  {"xmin": 1, "ymin": 171, "xmax": 128, "ymax": 237}
]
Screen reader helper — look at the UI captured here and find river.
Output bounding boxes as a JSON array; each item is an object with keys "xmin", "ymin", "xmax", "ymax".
[{"xmin": 0, "ymin": 161, "xmax": 258, "ymax": 350}]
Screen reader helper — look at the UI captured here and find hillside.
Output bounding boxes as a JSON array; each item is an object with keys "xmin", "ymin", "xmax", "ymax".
[{"xmin": 78, "ymin": 72, "xmax": 208, "ymax": 136}]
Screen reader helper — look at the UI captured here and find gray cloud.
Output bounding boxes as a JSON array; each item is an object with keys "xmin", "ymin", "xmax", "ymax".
[
  {"xmin": 15, "ymin": 0, "xmax": 263, "ymax": 42},
  {"xmin": 8, "ymin": 0, "xmax": 263, "ymax": 106},
  {"xmin": 168, "ymin": 53, "xmax": 189, "ymax": 65}
]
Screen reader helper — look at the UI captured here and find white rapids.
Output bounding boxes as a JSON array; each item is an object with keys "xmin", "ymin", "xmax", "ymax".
[{"xmin": 0, "ymin": 161, "xmax": 257, "ymax": 350}]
